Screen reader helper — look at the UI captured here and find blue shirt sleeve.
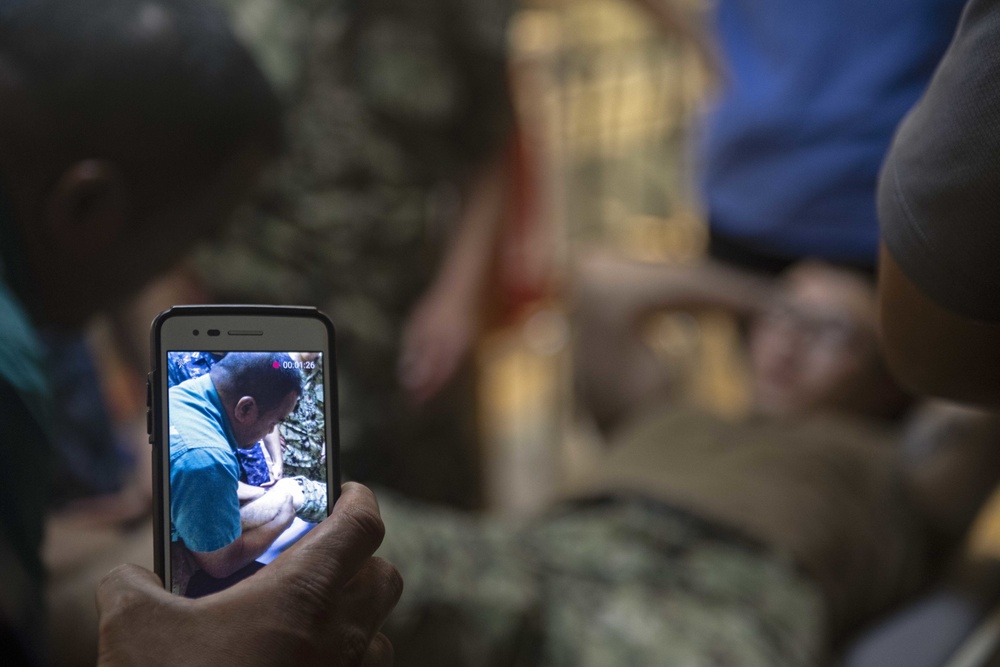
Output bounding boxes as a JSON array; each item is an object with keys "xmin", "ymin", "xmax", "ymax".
[{"xmin": 170, "ymin": 446, "xmax": 241, "ymax": 553}]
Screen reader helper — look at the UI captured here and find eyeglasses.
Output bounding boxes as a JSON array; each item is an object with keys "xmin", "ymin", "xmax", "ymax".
[{"xmin": 758, "ymin": 302, "xmax": 871, "ymax": 351}]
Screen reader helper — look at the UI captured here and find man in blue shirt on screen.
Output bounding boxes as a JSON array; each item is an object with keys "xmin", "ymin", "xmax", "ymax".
[{"xmin": 169, "ymin": 352, "xmax": 302, "ymax": 595}]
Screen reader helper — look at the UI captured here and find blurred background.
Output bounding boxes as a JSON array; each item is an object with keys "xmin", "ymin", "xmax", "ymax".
[
  {"xmin": 475, "ymin": 0, "xmax": 735, "ymax": 515},
  {"xmin": 37, "ymin": 0, "xmax": 1000, "ymax": 665},
  {"xmin": 81, "ymin": 0, "xmax": 724, "ymax": 516}
]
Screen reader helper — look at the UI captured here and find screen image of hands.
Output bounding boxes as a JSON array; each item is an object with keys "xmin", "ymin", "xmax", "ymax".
[{"xmin": 96, "ymin": 483, "xmax": 402, "ymax": 666}]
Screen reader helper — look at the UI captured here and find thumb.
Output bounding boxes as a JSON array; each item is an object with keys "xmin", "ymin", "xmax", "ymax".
[{"xmin": 96, "ymin": 563, "xmax": 167, "ymax": 615}]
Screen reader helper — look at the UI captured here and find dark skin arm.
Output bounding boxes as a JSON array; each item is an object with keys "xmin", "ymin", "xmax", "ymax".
[
  {"xmin": 97, "ymin": 483, "xmax": 402, "ymax": 666},
  {"xmin": 878, "ymin": 243, "xmax": 1000, "ymax": 408}
]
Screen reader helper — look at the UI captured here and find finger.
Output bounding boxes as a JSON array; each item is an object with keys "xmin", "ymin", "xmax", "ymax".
[
  {"xmin": 266, "ymin": 483, "xmax": 386, "ymax": 592},
  {"xmin": 333, "ymin": 557, "xmax": 403, "ymax": 640},
  {"xmin": 360, "ymin": 633, "xmax": 394, "ymax": 667},
  {"xmin": 96, "ymin": 563, "xmax": 166, "ymax": 615}
]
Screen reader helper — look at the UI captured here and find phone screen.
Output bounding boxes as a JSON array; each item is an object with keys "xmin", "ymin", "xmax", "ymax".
[{"xmin": 166, "ymin": 350, "xmax": 329, "ymax": 597}]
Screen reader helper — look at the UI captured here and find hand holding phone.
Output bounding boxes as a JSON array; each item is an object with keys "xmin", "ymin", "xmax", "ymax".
[
  {"xmin": 150, "ymin": 306, "xmax": 340, "ymax": 596},
  {"xmin": 97, "ymin": 483, "xmax": 401, "ymax": 666}
]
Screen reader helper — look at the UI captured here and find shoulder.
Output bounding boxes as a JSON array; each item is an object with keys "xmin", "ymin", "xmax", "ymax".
[
  {"xmin": 879, "ymin": 0, "xmax": 1000, "ymax": 321},
  {"xmin": 168, "ymin": 375, "xmax": 223, "ymax": 428},
  {"xmin": 171, "ymin": 438, "xmax": 237, "ymax": 474}
]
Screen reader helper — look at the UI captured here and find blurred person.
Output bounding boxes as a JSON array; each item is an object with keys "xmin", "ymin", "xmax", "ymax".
[
  {"xmin": 42, "ymin": 331, "xmax": 136, "ymax": 508},
  {"xmin": 0, "ymin": 1, "xmax": 399, "ymax": 664},
  {"xmin": 574, "ymin": 0, "xmax": 969, "ymax": 432},
  {"xmin": 371, "ymin": 261, "xmax": 1000, "ymax": 665},
  {"xmin": 574, "ymin": 255, "xmax": 905, "ymax": 433},
  {"xmin": 633, "ymin": 0, "xmax": 967, "ymax": 271},
  {"xmin": 869, "ymin": 5, "xmax": 1000, "ymax": 662},
  {"xmin": 184, "ymin": 0, "xmax": 518, "ymax": 508},
  {"xmin": 876, "ymin": 0, "xmax": 1000, "ymax": 410}
]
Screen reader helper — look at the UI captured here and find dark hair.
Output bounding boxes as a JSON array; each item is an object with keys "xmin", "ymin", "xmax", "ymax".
[
  {"xmin": 211, "ymin": 352, "xmax": 302, "ymax": 412},
  {"xmin": 0, "ymin": 0, "xmax": 283, "ymax": 171}
]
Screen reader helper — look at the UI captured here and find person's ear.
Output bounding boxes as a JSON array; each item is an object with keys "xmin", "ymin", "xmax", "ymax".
[
  {"xmin": 43, "ymin": 159, "xmax": 129, "ymax": 257},
  {"xmin": 234, "ymin": 396, "xmax": 258, "ymax": 424}
]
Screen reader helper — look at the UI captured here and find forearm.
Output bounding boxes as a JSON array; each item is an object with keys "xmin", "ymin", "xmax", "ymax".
[
  {"xmin": 194, "ymin": 507, "xmax": 293, "ymax": 578},
  {"xmin": 262, "ymin": 436, "xmax": 282, "ymax": 466},
  {"xmin": 240, "ymin": 493, "xmax": 284, "ymax": 530},
  {"xmin": 238, "ymin": 514, "xmax": 292, "ymax": 562},
  {"xmin": 641, "ymin": 260, "xmax": 775, "ymax": 316},
  {"xmin": 427, "ymin": 148, "xmax": 511, "ymax": 308},
  {"xmin": 261, "ymin": 432, "xmax": 283, "ymax": 478},
  {"xmin": 581, "ymin": 256, "xmax": 777, "ymax": 324}
]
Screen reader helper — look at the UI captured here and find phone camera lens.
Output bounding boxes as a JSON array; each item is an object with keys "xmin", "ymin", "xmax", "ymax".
[{"xmin": 192, "ymin": 329, "xmax": 199, "ymax": 336}]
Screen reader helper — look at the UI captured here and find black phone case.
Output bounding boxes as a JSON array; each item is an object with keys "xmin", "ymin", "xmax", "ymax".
[{"xmin": 148, "ymin": 305, "xmax": 340, "ymax": 587}]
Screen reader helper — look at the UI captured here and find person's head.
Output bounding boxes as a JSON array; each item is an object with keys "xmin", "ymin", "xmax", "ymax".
[
  {"xmin": 0, "ymin": 0, "xmax": 283, "ymax": 326},
  {"xmin": 210, "ymin": 353, "xmax": 302, "ymax": 447},
  {"xmin": 748, "ymin": 261, "xmax": 909, "ymax": 419}
]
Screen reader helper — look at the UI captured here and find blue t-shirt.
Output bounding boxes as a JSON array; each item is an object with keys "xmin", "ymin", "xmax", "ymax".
[
  {"xmin": 169, "ymin": 374, "xmax": 242, "ymax": 553},
  {"xmin": 0, "ymin": 182, "xmax": 54, "ymax": 665},
  {"xmin": 701, "ymin": 0, "xmax": 967, "ymax": 267}
]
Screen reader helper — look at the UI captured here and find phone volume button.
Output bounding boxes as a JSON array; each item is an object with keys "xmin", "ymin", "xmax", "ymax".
[{"xmin": 147, "ymin": 371, "xmax": 156, "ymax": 444}]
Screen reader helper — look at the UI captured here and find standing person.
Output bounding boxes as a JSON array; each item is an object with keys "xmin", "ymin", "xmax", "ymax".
[
  {"xmin": 635, "ymin": 0, "xmax": 969, "ymax": 271},
  {"xmin": 0, "ymin": 1, "xmax": 400, "ymax": 663},
  {"xmin": 199, "ymin": 0, "xmax": 517, "ymax": 508}
]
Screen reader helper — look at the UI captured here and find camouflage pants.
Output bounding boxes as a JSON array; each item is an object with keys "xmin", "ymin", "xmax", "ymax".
[
  {"xmin": 292, "ymin": 476, "xmax": 328, "ymax": 524},
  {"xmin": 376, "ymin": 492, "xmax": 824, "ymax": 667}
]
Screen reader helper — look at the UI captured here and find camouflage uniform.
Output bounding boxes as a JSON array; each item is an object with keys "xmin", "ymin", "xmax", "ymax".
[
  {"xmin": 291, "ymin": 475, "xmax": 328, "ymax": 523},
  {"xmin": 205, "ymin": 0, "xmax": 514, "ymax": 507},
  {"xmin": 280, "ymin": 361, "xmax": 326, "ymax": 481},
  {"xmin": 369, "ymin": 406, "xmax": 957, "ymax": 664},
  {"xmin": 375, "ymin": 490, "xmax": 824, "ymax": 667}
]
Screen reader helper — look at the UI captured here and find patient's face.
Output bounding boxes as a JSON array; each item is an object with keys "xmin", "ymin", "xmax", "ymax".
[{"xmin": 748, "ymin": 264, "xmax": 881, "ymax": 417}]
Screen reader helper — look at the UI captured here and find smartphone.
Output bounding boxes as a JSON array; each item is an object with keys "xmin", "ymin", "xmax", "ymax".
[{"xmin": 149, "ymin": 305, "xmax": 339, "ymax": 597}]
